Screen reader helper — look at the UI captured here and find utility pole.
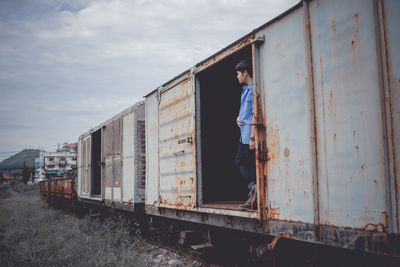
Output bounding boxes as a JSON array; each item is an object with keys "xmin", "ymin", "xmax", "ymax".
[{"xmin": 23, "ymin": 162, "xmax": 28, "ymax": 185}]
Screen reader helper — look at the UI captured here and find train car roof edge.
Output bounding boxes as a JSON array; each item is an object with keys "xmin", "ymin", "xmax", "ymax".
[{"xmin": 78, "ymin": 100, "xmax": 145, "ymax": 140}]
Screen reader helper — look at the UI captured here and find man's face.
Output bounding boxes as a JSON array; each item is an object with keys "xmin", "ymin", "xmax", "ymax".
[{"xmin": 236, "ymin": 71, "xmax": 246, "ymax": 84}]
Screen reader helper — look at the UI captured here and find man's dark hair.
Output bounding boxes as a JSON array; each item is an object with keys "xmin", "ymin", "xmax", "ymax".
[{"xmin": 235, "ymin": 59, "xmax": 253, "ymax": 77}]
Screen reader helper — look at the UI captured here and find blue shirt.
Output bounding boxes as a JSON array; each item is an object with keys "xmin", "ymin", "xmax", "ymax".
[{"xmin": 238, "ymin": 82, "xmax": 254, "ymax": 144}]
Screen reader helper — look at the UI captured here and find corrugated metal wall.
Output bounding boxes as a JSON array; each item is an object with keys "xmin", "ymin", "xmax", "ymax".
[{"xmin": 158, "ymin": 78, "xmax": 197, "ymax": 209}]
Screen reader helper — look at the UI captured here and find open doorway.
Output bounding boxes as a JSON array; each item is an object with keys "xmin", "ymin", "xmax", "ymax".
[
  {"xmin": 197, "ymin": 46, "xmax": 254, "ymax": 209},
  {"xmin": 91, "ymin": 129, "xmax": 102, "ymax": 196}
]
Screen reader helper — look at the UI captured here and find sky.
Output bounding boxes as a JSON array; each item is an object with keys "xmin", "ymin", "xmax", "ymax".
[{"xmin": 0, "ymin": 0, "xmax": 298, "ymax": 162}]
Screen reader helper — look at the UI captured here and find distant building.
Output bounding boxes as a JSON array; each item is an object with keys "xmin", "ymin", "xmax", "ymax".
[
  {"xmin": 1, "ymin": 173, "xmax": 15, "ymax": 182},
  {"xmin": 36, "ymin": 142, "xmax": 77, "ymax": 182},
  {"xmin": 35, "ymin": 158, "xmax": 40, "ymax": 179}
]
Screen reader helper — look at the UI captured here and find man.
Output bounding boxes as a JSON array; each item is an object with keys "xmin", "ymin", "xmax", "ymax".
[{"xmin": 235, "ymin": 59, "xmax": 257, "ymax": 209}]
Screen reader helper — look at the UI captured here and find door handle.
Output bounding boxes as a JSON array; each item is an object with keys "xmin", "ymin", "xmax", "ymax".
[{"xmin": 178, "ymin": 136, "xmax": 192, "ymax": 145}]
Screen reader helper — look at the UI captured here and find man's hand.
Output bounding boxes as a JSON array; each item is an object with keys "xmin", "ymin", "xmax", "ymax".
[
  {"xmin": 236, "ymin": 117, "xmax": 244, "ymax": 127},
  {"xmin": 249, "ymin": 139, "xmax": 255, "ymax": 150}
]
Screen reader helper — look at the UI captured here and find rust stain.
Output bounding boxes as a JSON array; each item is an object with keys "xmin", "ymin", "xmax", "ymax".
[
  {"xmin": 333, "ymin": 133, "xmax": 336, "ymax": 150},
  {"xmin": 363, "ymin": 223, "xmax": 384, "ymax": 232},
  {"xmin": 171, "ymin": 185, "xmax": 178, "ymax": 194},
  {"xmin": 268, "ymin": 206, "xmax": 280, "ymax": 220},
  {"xmin": 296, "ymin": 72, "xmax": 300, "ymax": 80},
  {"xmin": 268, "ymin": 126, "xmax": 280, "ymax": 165},
  {"xmin": 189, "ymin": 177, "xmax": 194, "ymax": 185},
  {"xmin": 253, "ymin": 79, "xmax": 268, "ymax": 220},
  {"xmin": 179, "ymin": 179, "xmax": 185, "ymax": 190},
  {"xmin": 267, "ymin": 233, "xmax": 291, "ymax": 251},
  {"xmin": 373, "ymin": 179, "xmax": 378, "ymax": 185},
  {"xmin": 350, "ymin": 12, "xmax": 360, "ymax": 65},
  {"xmin": 159, "ymin": 90, "xmax": 189, "ymax": 110},
  {"xmin": 354, "ymin": 13, "xmax": 359, "ymax": 37},
  {"xmin": 355, "ymin": 145, "xmax": 359, "ymax": 157},
  {"xmin": 331, "ymin": 20, "xmax": 336, "ymax": 35},
  {"xmin": 286, "ymin": 198, "xmax": 292, "ymax": 209},
  {"xmin": 320, "ymin": 56, "xmax": 324, "ymax": 95},
  {"xmin": 257, "ymin": 140, "xmax": 269, "ymax": 162},
  {"xmin": 316, "ymin": 1, "xmax": 319, "ymax": 7},
  {"xmin": 361, "ymin": 163, "xmax": 365, "ymax": 177},
  {"xmin": 262, "ymin": 81, "xmax": 266, "ymax": 124}
]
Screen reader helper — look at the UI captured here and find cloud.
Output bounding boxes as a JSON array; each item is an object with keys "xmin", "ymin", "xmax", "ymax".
[{"xmin": 0, "ymin": 0, "xmax": 298, "ymax": 161}]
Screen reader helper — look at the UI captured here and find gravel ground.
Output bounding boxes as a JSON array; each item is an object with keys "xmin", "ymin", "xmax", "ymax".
[{"xmin": 0, "ymin": 183, "xmax": 202, "ymax": 267}]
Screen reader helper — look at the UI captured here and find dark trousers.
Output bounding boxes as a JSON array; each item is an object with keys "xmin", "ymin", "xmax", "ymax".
[{"xmin": 235, "ymin": 142, "xmax": 256, "ymax": 189}]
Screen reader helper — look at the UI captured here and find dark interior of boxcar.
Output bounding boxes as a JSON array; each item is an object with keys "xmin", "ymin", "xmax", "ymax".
[
  {"xmin": 198, "ymin": 46, "xmax": 253, "ymax": 206},
  {"xmin": 91, "ymin": 129, "xmax": 102, "ymax": 196}
]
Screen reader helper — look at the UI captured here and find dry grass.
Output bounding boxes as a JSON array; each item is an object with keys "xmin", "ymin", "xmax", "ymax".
[{"xmin": 0, "ymin": 183, "xmax": 201, "ymax": 267}]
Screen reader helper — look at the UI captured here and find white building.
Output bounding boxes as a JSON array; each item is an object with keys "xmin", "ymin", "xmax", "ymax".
[{"xmin": 37, "ymin": 143, "xmax": 77, "ymax": 182}]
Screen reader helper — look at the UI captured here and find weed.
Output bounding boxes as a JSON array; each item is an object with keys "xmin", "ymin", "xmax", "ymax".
[{"xmin": 0, "ymin": 184, "xmax": 201, "ymax": 267}]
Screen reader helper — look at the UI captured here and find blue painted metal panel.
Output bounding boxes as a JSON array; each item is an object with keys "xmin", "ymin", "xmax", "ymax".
[
  {"xmin": 261, "ymin": 7, "xmax": 315, "ymax": 223},
  {"xmin": 309, "ymin": 0, "xmax": 387, "ymax": 230}
]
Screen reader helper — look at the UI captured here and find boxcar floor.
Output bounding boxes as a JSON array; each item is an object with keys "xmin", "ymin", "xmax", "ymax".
[{"xmin": 201, "ymin": 201, "xmax": 257, "ymax": 212}]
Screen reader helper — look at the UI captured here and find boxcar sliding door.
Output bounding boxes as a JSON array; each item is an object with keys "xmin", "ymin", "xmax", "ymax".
[
  {"xmin": 157, "ymin": 77, "xmax": 197, "ymax": 209},
  {"xmin": 81, "ymin": 135, "xmax": 91, "ymax": 197}
]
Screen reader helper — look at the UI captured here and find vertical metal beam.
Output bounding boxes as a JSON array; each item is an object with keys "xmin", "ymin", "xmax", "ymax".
[
  {"xmin": 90, "ymin": 133, "xmax": 93, "ymax": 197},
  {"xmin": 120, "ymin": 117, "xmax": 124, "ymax": 204},
  {"xmin": 86, "ymin": 139, "xmax": 89, "ymax": 195},
  {"xmin": 133, "ymin": 111, "xmax": 137, "ymax": 202},
  {"xmin": 195, "ymin": 74, "xmax": 203, "ymax": 205},
  {"xmin": 101, "ymin": 126, "xmax": 105, "ymax": 200},
  {"xmin": 157, "ymin": 87, "xmax": 162, "ymax": 206},
  {"xmin": 111, "ymin": 120, "xmax": 115, "ymax": 204},
  {"xmin": 251, "ymin": 36, "xmax": 267, "ymax": 225},
  {"xmin": 302, "ymin": 0, "xmax": 320, "ymax": 240},
  {"xmin": 374, "ymin": 0, "xmax": 397, "ymax": 233}
]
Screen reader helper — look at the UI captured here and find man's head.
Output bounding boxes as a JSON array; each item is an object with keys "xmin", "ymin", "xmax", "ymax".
[{"xmin": 235, "ymin": 59, "xmax": 253, "ymax": 85}]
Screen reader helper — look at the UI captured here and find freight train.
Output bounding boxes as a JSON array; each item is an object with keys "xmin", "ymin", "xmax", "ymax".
[{"xmin": 40, "ymin": 0, "xmax": 400, "ymax": 263}]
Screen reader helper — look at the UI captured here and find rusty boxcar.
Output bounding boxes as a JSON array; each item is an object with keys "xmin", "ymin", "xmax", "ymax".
[
  {"xmin": 40, "ymin": 178, "xmax": 76, "ymax": 200},
  {"xmin": 77, "ymin": 101, "xmax": 146, "ymax": 211},
  {"xmin": 145, "ymin": 0, "xmax": 400, "ymax": 254}
]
